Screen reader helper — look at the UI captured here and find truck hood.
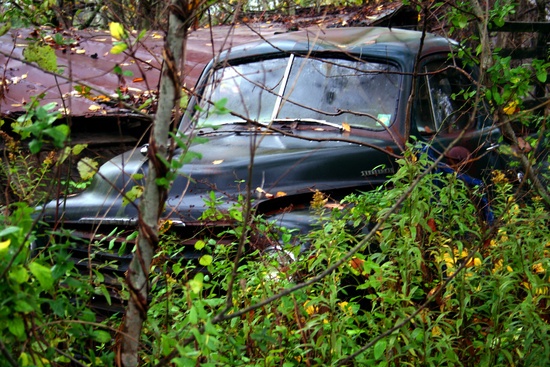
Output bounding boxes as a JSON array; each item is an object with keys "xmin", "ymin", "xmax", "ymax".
[{"xmin": 41, "ymin": 127, "xmax": 397, "ymax": 224}]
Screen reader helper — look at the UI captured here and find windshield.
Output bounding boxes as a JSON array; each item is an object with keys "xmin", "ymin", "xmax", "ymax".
[{"xmin": 195, "ymin": 55, "xmax": 401, "ymax": 131}]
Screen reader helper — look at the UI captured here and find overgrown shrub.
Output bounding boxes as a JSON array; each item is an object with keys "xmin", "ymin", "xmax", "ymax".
[{"xmin": 131, "ymin": 149, "xmax": 550, "ymax": 366}]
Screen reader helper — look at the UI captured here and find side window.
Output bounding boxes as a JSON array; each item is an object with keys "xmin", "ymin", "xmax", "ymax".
[{"xmin": 414, "ymin": 61, "xmax": 475, "ymax": 135}]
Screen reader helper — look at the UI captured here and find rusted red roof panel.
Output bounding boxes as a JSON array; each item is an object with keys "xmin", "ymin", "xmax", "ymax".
[
  {"xmin": 0, "ymin": 3, "xmax": 413, "ymax": 119},
  {"xmin": 0, "ymin": 23, "xmax": 291, "ymax": 118}
]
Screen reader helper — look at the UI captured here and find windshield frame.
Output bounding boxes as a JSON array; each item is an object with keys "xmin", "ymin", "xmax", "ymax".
[{"xmin": 191, "ymin": 52, "xmax": 403, "ymax": 131}]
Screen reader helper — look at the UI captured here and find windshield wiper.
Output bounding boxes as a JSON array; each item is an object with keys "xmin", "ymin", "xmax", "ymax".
[{"xmin": 271, "ymin": 118, "xmax": 344, "ymax": 130}]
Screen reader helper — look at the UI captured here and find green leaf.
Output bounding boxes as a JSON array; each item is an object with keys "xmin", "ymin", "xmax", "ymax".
[
  {"xmin": 71, "ymin": 143, "xmax": 87, "ymax": 155},
  {"xmin": 98, "ymin": 284, "xmax": 112, "ymax": 305},
  {"xmin": 138, "ymin": 98, "xmax": 152, "ymax": 110},
  {"xmin": 14, "ymin": 299, "xmax": 35, "ymax": 313},
  {"xmin": 230, "ymin": 209, "xmax": 242, "ymax": 221},
  {"xmin": 48, "ymin": 298, "xmax": 66, "ymax": 317},
  {"xmin": 23, "ymin": 43, "xmax": 58, "ymax": 72},
  {"xmin": 180, "ymin": 95, "xmax": 189, "ymax": 109},
  {"xmin": 199, "ymin": 255, "xmax": 213, "ymax": 266},
  {"xmin": 189, "ymin": 306, "xmax": 198, "ymax": 324},
  {"xmin": 44, "ymin": 124, "xmax": 69, "ymax": 147},
  {"xmin": 536, "ymin": 70, "xmax": 547, "ymax": 83},
  {"xmin": 9, "ymin": 265, "xmax": 29, "ymax": 284},
  {"xmin": 29, "ymin": 262, "xmax": 54, "ymax": 290},
  {"xmin": 213, "ymin": 98, "xmax": 230, "ymax": 115},
  {"xmin": 0, "ymin": 22, "xmax": 11, "ymax": 37},
  {"xmin": 194, "ymin": 240, "xmax": 206, "ymax": 250},
  {"xmin": 137, "ymin": 29, "xmax": 147, "ymax": 41},
  {"xmin": 181, "ymin": 151, "xmax": 202, "ymax": 164},
  {"xmin": 172, "ymin": 263, "xmax": 182, "ymax": 275},
  {"xmin": 8, "ymin": 316, "xmax": 25, "ymax": 338},
  {"xmin": 189, "ymin": 273, "xmax": 204, "ymax": 294},
  {"xmin": 373, "ymin": 339, "xmax": 387, "ymax": 360},
  {"xmin": 122, "ymin": 185, "xmax": 144, "ymax": 207},
  {"xmin": 161, "ymin": 334, "xmax": 176, "ymax": 357},
  {"xmin": 28, "ymin": 139, "xmax": 43, "ymax": 154},
  {"xmin": 92, "ymin": 330, "xmax": 112, "ymax": 343},
  {"xmin": 0, "ymin": 226, "xmax": 20, "ymax": 237}
]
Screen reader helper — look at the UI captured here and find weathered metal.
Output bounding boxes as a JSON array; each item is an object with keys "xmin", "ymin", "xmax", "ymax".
[
  {"xmin": 0, "ymin": 24, "xmax": 288, "ymax": 118},
  {"xmin": 0, "ymin": 2, "xmax": 417, "ymax": 121}
]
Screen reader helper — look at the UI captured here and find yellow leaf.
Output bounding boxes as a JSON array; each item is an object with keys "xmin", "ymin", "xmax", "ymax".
[
  {"xmin": 533, "ymin": 263, "xmax": 545, "ymax": 274},
  {"xmin": 503, "ymin": 100, "xmax": 519, "ymax": 115},
  {"xmin": 75, "ymin": 49, "xmax": 86, "ymax": 54},
  {"xmin": 152, "ymin": 33, "xmax": 163, "ymax": 39},
  {"xmin": 88, "ymin": 104, "xmax": 101, "ymax": 112},
  {"xmin": 342, "ymin": 122, "xmax": 351, "ymax": 132},
  {"xmin": 95, "ymin": 95, "xmax": 111, "ymax": 102},
  {"xmin": 0, "ymin": 239, "xmax": 10, "ymax": 254},
  {"xmin": 159, "ymin": 220, "xmax": 173, "ymax": 234},
  {"xmin": 77, "ymin": 157, "xmax": 98, "ymax": 181},
  {"xmin": 109, "ymin": 22, "xmax": 126, "ymax": 40},
  {"xmin": 110, "ymin": 42, "xmax": 128, "ymax": 54}
]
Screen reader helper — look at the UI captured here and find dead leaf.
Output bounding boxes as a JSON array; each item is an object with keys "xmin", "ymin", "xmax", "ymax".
[
  {"xmin": 88, "ymin": 104, "xmax": 101, "ymax": 112},
  {"xmin": 517, "ymin": 137, "xmax": 532, "ymax": 153},
  {"xmin": 152, "ymin": 33, "xmax": 163, "ymax": 39},
  {"xmin": 94, "ymin": 95, "xmax": 111, "ymax": 102},
  {"xmin": 275, "ymin": 191, "xmax": 287, "ymax": 197},
  {"xmin": 325, "ymin": 202, "xmax": 345, "ymax": 209},
  {"xmin": 342, "ymin": 122, "xmax": 351, "ymax": 132},
  {"xmin": 256, "ymin": 187, "xmax": 274, "ymax": 198},
  {"xmin": 75, "ymin": 49, "xmax": 86, "ymax": 54},
  {"xmin": 132, "ymin": 77, "xmax": 144, "ymax": 83}
]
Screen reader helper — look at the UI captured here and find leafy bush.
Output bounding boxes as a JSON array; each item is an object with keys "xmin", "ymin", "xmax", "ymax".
[
  {"xmin": 127, "ymin": 149, "xmax": 550, "ymax": 366},
  {"xmin": 0, "ymin": 204, "xmax": 116, "ymax": 366}
]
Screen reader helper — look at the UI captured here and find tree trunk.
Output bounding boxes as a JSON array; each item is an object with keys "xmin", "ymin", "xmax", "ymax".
[{"xmin": 116, "ymin": 1, "xmax": 186, "ymax": 365}]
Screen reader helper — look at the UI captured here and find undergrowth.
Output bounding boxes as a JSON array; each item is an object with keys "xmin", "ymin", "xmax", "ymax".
[{"xmin": 134, "ymin": 150, "xmax": 550, "ymax": 366}]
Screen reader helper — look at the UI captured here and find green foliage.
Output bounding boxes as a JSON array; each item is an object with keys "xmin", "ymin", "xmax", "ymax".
[
  {"xmin": 0, "ymin": 0, "xmax": 57, "ymax": 27},
  {"xmin": 23, "ymin": 42, "xmax": 58, "ymax": 73},
  {"xmin": 133, "ymin": 149, "xmax": 550, "ymax": 366},
  {"xmin": 2, "ymin": 2, "xmax": 550, "ymax": 366},
  {"xmin": 12, "ymin": 97, "xmax": 68, "ymax": 154},
  {"xmin": 0, "ymin": 203, "xmax": 115, "ymax": 366}
]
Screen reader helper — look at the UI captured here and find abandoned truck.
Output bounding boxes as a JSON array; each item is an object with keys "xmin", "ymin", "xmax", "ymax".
[{"xmin": 36, "ymin": 27, "xmax": 503, "ymax": 285}]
